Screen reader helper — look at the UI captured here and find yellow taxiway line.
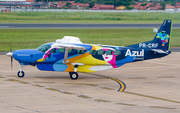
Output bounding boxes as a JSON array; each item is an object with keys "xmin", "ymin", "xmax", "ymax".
[{"xmin": 88, "ymin": 73, "xmax": 126, "ymax": 92}]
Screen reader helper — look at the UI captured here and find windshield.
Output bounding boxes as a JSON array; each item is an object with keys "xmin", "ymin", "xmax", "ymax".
[{"xmin": 37, "ymin": 44, "xmax": 51, "ymax": 53}]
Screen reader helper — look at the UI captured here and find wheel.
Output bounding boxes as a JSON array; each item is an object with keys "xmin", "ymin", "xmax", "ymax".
[
  {"xmin": 17, "ymin": 71, "xmax": 25, "ymax": 78},
  {"xmin": 69, "ymin": 72, "xmax": 78, "ymax": 80}
]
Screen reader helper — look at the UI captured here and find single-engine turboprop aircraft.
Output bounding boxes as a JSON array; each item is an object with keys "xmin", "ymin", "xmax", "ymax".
[{"xmin": 6, "ymin": 20, "xmax": 173, "ymax": 80}]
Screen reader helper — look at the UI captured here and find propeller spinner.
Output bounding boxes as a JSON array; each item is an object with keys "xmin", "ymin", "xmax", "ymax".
[{"xmin": 6, "ymin": 51, "xmax": 13, "ymax": 70}]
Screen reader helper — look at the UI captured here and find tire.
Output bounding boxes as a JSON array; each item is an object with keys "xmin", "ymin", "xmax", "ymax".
[
  {"xmin": 70, "ymin": 72, "xmax": 78, "ymax": 80},
  {"xmin": 17, "ymin": 71, "xmax": 25, "ymax": 78}
]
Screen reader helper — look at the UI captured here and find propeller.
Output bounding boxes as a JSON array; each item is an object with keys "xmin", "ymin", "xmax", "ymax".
[
  {"xmin": 11, "ymin": 55, "xmax": 13, "ymax": 70},
  {"xmin": 6, "ymin": 46, "xmax": 13, "ymax": 70},
  {"xmin": 10, "ymin": 46, "xmax": 13, "ymax": 70}
]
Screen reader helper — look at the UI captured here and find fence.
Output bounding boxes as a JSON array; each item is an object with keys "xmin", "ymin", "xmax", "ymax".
[{"xmin": 8, "ymin": 8, "xmax": 180, "ymax": 13}]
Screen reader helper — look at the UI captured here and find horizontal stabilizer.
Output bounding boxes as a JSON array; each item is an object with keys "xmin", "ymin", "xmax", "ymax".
[{"xmin": 151, "ymin": 49, "xmax": 168, "ymax": 54}]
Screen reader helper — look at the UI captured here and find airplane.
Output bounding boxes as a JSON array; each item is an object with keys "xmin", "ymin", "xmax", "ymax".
[{"xmin": 6, "ymin": 19, "xmax": 173, "ymax": 80}]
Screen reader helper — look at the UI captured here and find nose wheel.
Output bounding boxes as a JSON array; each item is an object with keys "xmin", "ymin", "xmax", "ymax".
[
  {"xmin": 17, "ymin": 65, "xmax": 25, "ymax": 78},
  {"xmin": 17, "ymin": 71, "xmax": 25, "ymax": 78},
  {"xmin": 69, "ymin": 72, "xmax": 78, "ymax": 80}
]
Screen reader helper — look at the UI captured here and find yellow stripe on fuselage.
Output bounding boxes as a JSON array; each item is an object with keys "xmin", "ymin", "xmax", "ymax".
[{"xmin": 65, "ymin": 45, "xmax": 107, "ymax": 72}]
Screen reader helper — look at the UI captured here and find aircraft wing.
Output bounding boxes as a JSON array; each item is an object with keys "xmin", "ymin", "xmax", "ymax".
[
  {"xmin": 52, "ymin": 43, "xmax": 86, "ymax": 50},
  {"xmin": 151, "ymin": 49, "xmax": 169, "ymax": 54}
]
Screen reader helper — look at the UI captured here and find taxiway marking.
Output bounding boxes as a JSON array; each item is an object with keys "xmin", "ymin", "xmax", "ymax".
[
  {"xmin": 157, "ymin": 76, "xmax": 175, "ymax": 78},
  {"xmin": 88, "ymin": 73, "xmax": 126, "ymax": 92},
  {"xmin": 46, "ymin": 88, "xmax": 60, "ymax": 91},
  {"xmin": 34, "ymin": 81, "xmax": 55, "ymax": 84},
  {"xmin": 78, "ymin": 95, "xmax": 92, "ymax": 99},
  {"xmin": 2, "ymin": 76, "xmax": 180, "ymax": 108},
  {"xmin": 5, "ymin": 79, "xmax": 30, "ymax": 84},
  {"xmin": 100, "ymin": 87, "xmax": 114, "ymax": 90},
  {"xmin": 95, "ymin": 99, "xmax": 110, "ymax": 103},
  {"xmin": 116, "ymin": 103, "xmax": 137, "ymax": 106},
  {"xmin": 123, "ymin": 91, "xmax": 180, "ymax": 104},
  {"xmin": 128, "ymin": 77, "xmax": 146, "ymax": 79},
  {"xmin": 150, "ymin": 106, "xmax": 176, "ymax": 109},
  {"xmin": 33, "ymin": 84, "xmax": 44, "ymax": 87},
  {"xmin": 65, "ymin": 83, "xmax": 98, "ymax": 87},
  {"xmin": 65, "ymin": 83, "xmax": 115, "ymax": 90},
  {"xmin": 87, "ymin": 74, "xmax": 180, "ymax": 104},
  {"xmin": 62, "ymin": 91, "xmax": 74, "ymax": 95}
]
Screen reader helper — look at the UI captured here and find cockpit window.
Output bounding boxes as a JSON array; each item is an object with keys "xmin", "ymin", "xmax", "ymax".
[{"xmin": 37, "ymin": 44, "xmax": 51, "ymax": 53}]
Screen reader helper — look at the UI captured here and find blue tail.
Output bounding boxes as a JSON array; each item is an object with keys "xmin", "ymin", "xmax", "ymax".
[{"xmin": 127, "ymin": 20, "xmax": 173, "ymax": 51}]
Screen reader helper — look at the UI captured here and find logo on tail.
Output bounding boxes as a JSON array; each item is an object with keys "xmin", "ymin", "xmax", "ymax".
[{"xmin": 156, "ymin": 32, "xmax": 170, "ymax": 46}]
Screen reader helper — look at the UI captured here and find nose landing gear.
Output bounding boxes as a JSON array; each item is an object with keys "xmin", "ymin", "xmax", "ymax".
[
  {"xmin": 17, "ymin": 65, "xmax": 25, "ymax": 78},
  {"xmin": 17, "ymin": 71, "xmax": 25, "ymax": 78}
]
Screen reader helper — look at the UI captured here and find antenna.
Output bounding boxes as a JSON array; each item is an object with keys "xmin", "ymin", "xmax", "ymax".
[{"xmin": 122, "ymin": 42, "xmax": 126, "ymax": 47}]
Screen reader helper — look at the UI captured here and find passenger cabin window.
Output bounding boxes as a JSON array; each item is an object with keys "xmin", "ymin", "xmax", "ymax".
[
  {"xmin": 114, "ymin": 51, "xmax": 121, "ymax": 55},
  {"xmin": 49, "ymin": 48, "xmax": 57, "ymax": 53},
  {"xmin": 97, "ymin": 50, "xmax": 105, "ymax": 55},
  {"xmin": 77, "ymin": 50, "xmax": 85, "ymax": 54},
  {"xmin": 68, "ymin": 49, "xmax": 74, "ymax": 53},
  {"xmin": 59, "ymin": 48, "xmax": 64, "ymax": 53},
  {"xmin": 106, "ymin": 50, "xmax": 112, "ymax": 55},
  {"xmin": 89, "ymin": 50, "xmax": 96, "ymax": 55}
]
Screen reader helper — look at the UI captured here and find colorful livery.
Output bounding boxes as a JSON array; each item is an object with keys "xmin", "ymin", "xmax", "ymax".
[{"xmin": 6, "ymin": 20, "xmax": 173, "ymax": 79}]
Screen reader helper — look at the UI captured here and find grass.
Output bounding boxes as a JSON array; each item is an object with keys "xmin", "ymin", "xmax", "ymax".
[
  {"xmin": 0, "ymin": 29, "xmax": 179, "ymax": 51},
  {"xmin": 0, "ymin": 12, "xmax": 180, "ymax": 23}
]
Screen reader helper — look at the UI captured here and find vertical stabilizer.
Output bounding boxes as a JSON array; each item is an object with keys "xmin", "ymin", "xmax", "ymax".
[
  {"xmin": 127, "ymin": 20, "xmax": 173, "ymax": 51},
  {"xmin": 152, "ymin": 20, "xmax": 173, "ymax": 51}
]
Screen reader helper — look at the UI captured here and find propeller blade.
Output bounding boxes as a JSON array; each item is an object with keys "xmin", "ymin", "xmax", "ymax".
[
  {"xmin": 10, "ymin": 45, "xmax": 12, "ymax": 52},
  {"xmin": 7, "ymin": 46, "xmax": 13, "ymax": 71},
  {"xmin": 11, "ymin": 56, "xmax": 13, "ymax": 70}
]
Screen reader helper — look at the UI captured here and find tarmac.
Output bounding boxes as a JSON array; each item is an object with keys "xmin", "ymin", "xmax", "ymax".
[{"xmin": 0, "ymin": 52, "xmax": 180, "ymax": 113}]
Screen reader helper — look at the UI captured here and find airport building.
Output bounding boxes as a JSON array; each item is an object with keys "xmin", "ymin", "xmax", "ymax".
[{"xmin": 0, "ymin": 0, "xmax": 43, "ymax": 12}]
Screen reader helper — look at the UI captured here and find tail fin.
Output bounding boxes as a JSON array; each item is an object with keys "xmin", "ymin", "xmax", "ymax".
[
  {"xmin": 127, "ymin": 20, "xmax": 173, "ymax": 51},
  {"xmin": 152, "ymin": 20, "xmax": 173, "ymax": 51}
]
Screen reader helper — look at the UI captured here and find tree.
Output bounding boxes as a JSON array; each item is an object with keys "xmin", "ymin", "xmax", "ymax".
[
  {"xmin": 126, "ymin": 6, "xmax": 134, "ymax": 10},
  {"xmin": 88, "ymin": 1, "xmax": 95, "ymax": 8},
  {"xmin": 160, "ymin": 2, "xmax": 166, "ymax": 10},
  {"xmin": 65, "ymin": 2, "xmax": 72, "ymax": 6},
  {"xmin": 141, "ymin": 3, "xmax": 147, "ymax": 6},
  {"xmin": 105, "ymin": 1, "xmax": 113, "ymax": 5}
]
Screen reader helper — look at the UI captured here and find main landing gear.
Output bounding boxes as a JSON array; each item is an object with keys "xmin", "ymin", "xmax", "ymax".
[
  {"xmin": 16, "ymin": 64, "xmax": 80, "ymax": 80},
  {"xmin": 69, "ymin": 64, "xmax": 79, "ymax": 80},
  {"xmin": 17, "ymin": 65, "xmax": 25, "ymax": 78},
  {"xmin": 69, "ymin": 72, "xmax": 78, "ymax": 80}
]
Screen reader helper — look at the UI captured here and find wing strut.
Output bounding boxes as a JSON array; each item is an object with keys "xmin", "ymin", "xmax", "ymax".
[
  {"xmin": 62, "ymin": 46, "xmax": 86, "ymax": 64},
  {"xmin": 63, "ymin": 48, "xmax": 69, "ymax": 64},
  {"xmin": 52, "ymin": 44, "xmax": 86, "ymax": 64}
]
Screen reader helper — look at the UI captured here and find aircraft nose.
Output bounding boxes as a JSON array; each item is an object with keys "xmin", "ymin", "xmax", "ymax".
[
  {"xmin": 6, "ymin": 52, "xmax": 13, "ymax": 57},
  {"xmin": 11, "ymin": 49, "xmax": 43, "ymax": 63}
]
